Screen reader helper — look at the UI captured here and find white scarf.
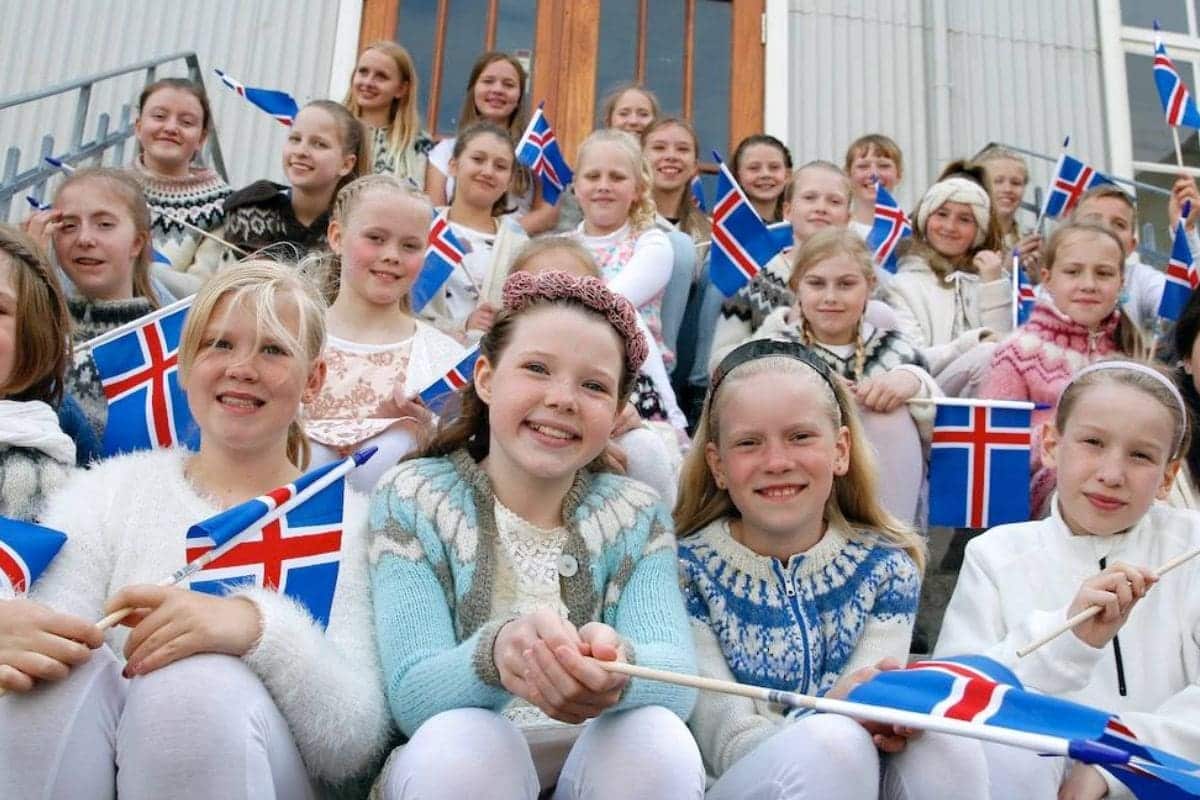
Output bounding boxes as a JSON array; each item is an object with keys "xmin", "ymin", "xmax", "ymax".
[{"xmin": 0, "ymin": 400, "xmax": 76, "ymax": 465}]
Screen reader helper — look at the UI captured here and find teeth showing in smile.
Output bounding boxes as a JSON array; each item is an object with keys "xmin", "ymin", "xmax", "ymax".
[
  {"xmin": 220, "ymin": 395, "xmax": 261, "ymax": 409},
  {"xmin": 759, "ymin": 486, "xmax": 800, "ymax": 498},
  {"xmin": 530, "ymin": 423, "xmax": 574, "ymax": 440}
]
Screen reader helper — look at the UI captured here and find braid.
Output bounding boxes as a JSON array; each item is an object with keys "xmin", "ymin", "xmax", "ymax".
[{"xmin": 853, "ymin": 320, "xmax": 866, "ymax": 382}]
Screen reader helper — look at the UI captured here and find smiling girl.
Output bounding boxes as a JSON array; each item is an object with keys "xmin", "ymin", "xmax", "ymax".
[
  {"xmin": 343, "ymin": 41, "xmax": 435, "ymax": 185},
  {"xmin": 731, "ymin": 134, "xmax": 792, "ymax": 223},
  {"xmin": 844, "ymin": 134, "xmax": 904, "ymax": 235},
  {"xmin": 602, "ymin": 83, "xmax": 660, "ymax": 138}
]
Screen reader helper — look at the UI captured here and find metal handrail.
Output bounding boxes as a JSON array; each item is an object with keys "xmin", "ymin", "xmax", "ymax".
[{"xmin": 0, "ymin": 51, "xmax": 227, "ymax": 220}]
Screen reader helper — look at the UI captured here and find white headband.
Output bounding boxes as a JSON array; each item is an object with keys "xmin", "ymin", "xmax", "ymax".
[{"xmin": 1069, "ymin": 360, "xmax": 1188, "ymax": 455}]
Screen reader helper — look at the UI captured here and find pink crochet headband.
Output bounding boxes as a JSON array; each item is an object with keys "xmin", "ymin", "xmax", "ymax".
[{"xmin": 501, "ymin": 270, "xmax": 649, "ymax": 373}]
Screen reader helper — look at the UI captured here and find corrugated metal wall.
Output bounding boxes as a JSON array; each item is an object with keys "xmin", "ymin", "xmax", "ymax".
[
  {"xmin": 784, "ymin": 0, "xmax": 1106, "ymax": 211},
  {"xmin": 0, "ymin": 0, "xmax": 340, "ymax": 209}
]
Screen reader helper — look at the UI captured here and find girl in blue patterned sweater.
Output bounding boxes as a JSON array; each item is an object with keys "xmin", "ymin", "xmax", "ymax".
[
  {"xmin": 676, "ymin": 338, "xmax": 987, "ymax": 798},
  {"xmin": 368, "ymin": 270, "xmax": 703, "ymax": 798}
]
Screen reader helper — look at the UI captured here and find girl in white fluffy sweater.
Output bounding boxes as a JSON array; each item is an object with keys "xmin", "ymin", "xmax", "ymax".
[{"xmin": 0, "ymin": 262, "xmax": 391, "ymax": 799}]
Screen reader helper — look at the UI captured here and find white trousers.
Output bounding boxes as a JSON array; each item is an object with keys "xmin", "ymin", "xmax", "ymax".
[
  {"xmin": 859, "ymin": 406, "xmax": 926, "ymax": 526},
  {"xmin": 981, "ymin": 740, "xmax": 1070, "ymax": 799},
  {"xmin": 0, "ymin": 647, "xmax": 315, "ymax": 800},
  {"xmin": 379, "ymin": 705, "xmax": 705, "ymax": 799}
]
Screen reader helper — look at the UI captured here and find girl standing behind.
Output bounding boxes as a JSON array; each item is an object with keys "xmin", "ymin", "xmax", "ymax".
[
  {"xmin": 677, "ymin": 339, "xmax": 981, "ymax": 798},
  {"xmin": 130, "ymin": 77, "xmax": 231, "ymax": 293},
  {"xmin": 303, "ymin": 175, "xmax": 463, "ymax": 493},
  {"xmin": 980, "ymin": 222, "xmax": 1147, "ymax": 515},
  {"xmin": 0, "ymin": 226, "xmax": 75, "ymax": 520},
  {"xmin": 601, "ymin": 83, "xmax": 660, "ymax": 138},
  {"xmin": 731, "ymin": 134, "xmax": 792, "ymax": 223},
  {"xmin": 368, "ymin": 270, "xmax": 702, "ymax": 798},
  {"xmin": 419, "ymin": 122, "xmax": 528, "ymax": 340},
  {"xmin": 844, "ymin": 133, "xmax": 904, "ymax": 238},
  {"xmin": 204, "ymin": 100, "xmax": 367, "ymax": 267},
  {"xmin": 937, "ymin": 362, "xmax": 1200, "ymax": 799},
  {"xmin": 343, "ymin": 41, "xmax": 435, "ymax": 185},
  {"xmin": 975, "ymin": 145, "xmax": 1040, "ymax": 265}
]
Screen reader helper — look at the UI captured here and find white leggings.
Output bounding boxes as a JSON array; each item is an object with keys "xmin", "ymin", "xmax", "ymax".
[
  {"xmin": 859, "ymin": 406, "xmax": 926, "ymax": 526},
  {"xmin": 379, "ymin": 705, "xmax": 705, "ymax": 799},
  {"xmin": 0, "ymin": 647, "xmax": 315, "ymax": 800},
  {"xmin": 981, "ymin": 740, "xmax": 1070, "ymax": 798}
]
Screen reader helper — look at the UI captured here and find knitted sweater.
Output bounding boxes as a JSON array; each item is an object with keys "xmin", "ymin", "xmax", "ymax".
[
  {"xmin": 33, "ymin": 448, "xmax": 392, "ymax": 784},
  {"xmin": 709, "ymin": 251, "xmax": 793, "ymax": 374},
  {"xmin": 368, "ymin": 125, "xmax": 435, "ymax": 186},
  {"xmin": 0, "ymin": 400, "xmax": 76, "ymax": 522},
  {"xmin": 979, "ymin": 300, "xmax": 1121, "ymax": 513},
  {"xmin": 367, "ymin": 449, "xmax": 698, "ymax": 737},
  {"xmin": 65, "ymin": 295, "xmax": 158, "ymax": 443},
  {"xmin": 679, "ymin": 518, "xmax": 921, "ymax": 778},
  {"xmin": 199, "ymin": 180, "xmax": 331, "ymax": 269}
]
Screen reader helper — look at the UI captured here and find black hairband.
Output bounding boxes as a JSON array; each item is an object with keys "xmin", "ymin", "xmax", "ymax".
[{"xmin": 710, "ymin": 339, "xmax": 840, "ymax": 398}]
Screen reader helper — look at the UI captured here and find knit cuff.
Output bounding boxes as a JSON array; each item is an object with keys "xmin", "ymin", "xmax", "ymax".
[{"xmin": 472, "ymin": 616, "xmax": 519, "ymax": 688}]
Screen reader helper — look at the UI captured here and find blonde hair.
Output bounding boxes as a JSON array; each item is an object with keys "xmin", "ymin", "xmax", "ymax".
[
  {"xmin": 53, "ymin": 167, "xmax": 157, "ymax": 307},
  {"xmin": 342, "ymin": 41, "xmax": 423, "ymax": 166},
  {"xmin": 787, "ymin": 228, "xmax": 874, "ymax": 380},
  {"xmin": 178, "ymin": 260, "xmax": 328, "ymax": 469},
  {"xmin": 642, "ymin": 117, "xmax": 711, "ymax": 240},
  {"xmin": 0, "ymin": 225, "xmax": 71, "ymax": 404},
  {"xmin": 974, "ymin": 145, "xmax": 1028, "ymax": 181},
  {"xmin": 784, "ymin": 160, "xmax": 853, "ymax": 206},
  {"xmin": 509, "ymin": 236, "xmax": 599, "ymax": 278},
  {"xmin": 601, "ymin": 83, "xmax": 661, "ymax": 131},
  {"xmin": 1070, "ymin": 184, "xmax": 1139, "ymax": 229},
  {"xmin": 576, "ymin": 129, "xmax": 657, "ymax": 232},
  {"xmin": 675, "ymin": 355, "xmax": 926, "ymax": 573}
]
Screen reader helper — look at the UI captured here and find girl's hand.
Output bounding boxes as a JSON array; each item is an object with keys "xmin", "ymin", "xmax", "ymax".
[
  {"xmin": 466, "ymin": 302, "xmax": 497, "ymax": 334},
  {"xmin": 106, "ymin": 585, "xmax": 262, "ymax": 677},
  {"xmin": 23, "ymin": 209, "xmax": 64, "ymax": 254},
  {"xmin": 1170, "ymin": 174, "xmax": 1200, "ymax": 232},
  {"xmin": 523, "ymin": 621, "xmax": 628, "ymax": 724},
  {"xmin": 1068, "ymin": 563, "xmax": 1156, "ymax": 649},
  {"xmin": 611, "ymin": 403, "xmax": 642, "ymax": 438},
  {"xmin": 1058, "ymin": 762, "xmax": 1109, "ymax": 800},
  {"xmin": 0, "ymin": 598, "xmax": 104, "ymax": 692},
  {"xmin": 826, "ymin": 658, "xmax": 917, "ymax": 753},
  {"xmin": 854, "ymin": 370, "xmax": 922, "ymax": 413},
  {"xmin": 1015, "ymin": 233, "xmax": 1043, "ymax": 272},
  {"xmin": 377, "ymin": 388, "xmax": 435, "ymax": 431},
  {"xmin": 493, "ymin": 608, "xmax": 583, "ymax": 700},
  {"xmin": 973, "ymin": 249, "xmax": 1004, "ymax": 282}
]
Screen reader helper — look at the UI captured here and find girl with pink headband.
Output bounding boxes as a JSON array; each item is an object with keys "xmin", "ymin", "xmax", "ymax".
[{"xmin": 367, "ymin": 270, "xmax": 703, "ymax": 798}]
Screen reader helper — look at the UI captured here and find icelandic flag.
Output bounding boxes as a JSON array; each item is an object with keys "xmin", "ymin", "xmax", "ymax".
[
  {"xmin": 928, "ymin": 401, "xmax": 1033, "ymax": 528},
  {"xmin": 91, "ymin": 299, "xmax": 200, "ymax": 457},
  {"xmin": 690, "ymin": 175, "xmax": 707, "ymax": 212},
  {"xmin": 1014, "ymin": 250, "xmax": 1036, "ymax": 326},
  {"xmin": 767, "ymin": 220, "xmax": 794, "ymax": 254},
  {"xmin": 26, "ymin": 196, "xmax": 50, "ymax": 211},
  {"xmin": 185, "ymin": 458, "xmax": 347, "ymax": 628},
  {"xmin": 412, "ymin": 211, "xmax": 468, "ymax": 312},
  {"xmin": 1039, "ymin": 153, "xmax": 1116, "ymax": 220},
  {"xmin": 1155, "ymin": 25, "xmax": 1200, "ymax": 129},
  {"xmin": 516, "ymin": 104, "xmax": 574, "ymax": 205},
  {"xmin": 1158, "ymin": 201, "xmax": 1198, "ymax": 321},
  {"xmin": 709, "ymin": 152, "xmax": 783, "ymax": 297},
  {"xmin": 848, "ymin": 655, "xmax": 1200, "ymax": 798},
  {"xmin": 865, "ymin": 181, "xmax": 912, "ymax": 274},
  {"xmin": 418, "ymin": 346, "xmax": 480, "ymax": 413},
  {"xmin": 0, "ymin": 518, "xmax": 67, "ymax": 595},
  {"xmin": 213, "ymin": 69, "xmax": 299, "ymax": 126}
]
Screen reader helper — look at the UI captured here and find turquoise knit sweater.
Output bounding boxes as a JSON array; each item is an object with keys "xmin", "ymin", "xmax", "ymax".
[{"xmin": 368, "ymin": 449, "xmax": 697, "ymax": 736}]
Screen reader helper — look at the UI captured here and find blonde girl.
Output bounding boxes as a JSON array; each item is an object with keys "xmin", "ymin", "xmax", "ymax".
[
  {"xmin": 302, "ymin": 175, "xmax": 463, "ymax": 493},
  {"xmin": 975, "ymin": 145, "xmax": 1039, "ymax": 263},
  {"xmin": 368, "ymin": 270, "xmax": 702, "ymax": 798},
  {"xmin": 0, "ymin": 261, "xmax": 391, "ymax": 798},
  {"xmin": 601, "ymin": 82, "xmax": 660, "ymax": 137},
  {"xmin": 343, "ymin": 41, "xmax": 435, "ymax": 185},
  {"xmin": 938, "ymin": 361, "xmax": 1200, "ymax": 799},
  {"xmin": 844, "ymin": 133, "xmax": 905, "ymax": 235},
  {"xmin": 677, "ymin": 339, "xmax": 981, "ymax": 798},
  {"xmin": 981, "ymin": 222, "xmax": 1148, "ymax": 515},
  {"xmin": 131, "ymin": 77, "xmax": 231, "ymax": 292}
]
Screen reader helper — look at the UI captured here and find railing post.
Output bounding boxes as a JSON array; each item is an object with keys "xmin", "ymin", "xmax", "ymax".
[
  {"xmin": 1, "ymin": 148, "xmax": 20, "ymax": 220},
  {"xmin": 114, "ymin": 105, "xmax": 132, "ymax": 166},
  {"xmin": 34, "ymin": 135, "xmax": 55, "ymax": 201},
  {"xmin": 71, "ymin": 84, "xmax": 92, "ymax": 150}
]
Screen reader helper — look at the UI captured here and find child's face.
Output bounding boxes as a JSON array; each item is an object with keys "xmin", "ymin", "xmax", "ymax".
[
  {"xmin": 848, "ymin": 146, "xmax": 901, "ymax": 203},
  {"xmin": 736, "ymin": 144, "xmax": 789, "ymax": 207},
  {"xmin": 1043, "ymin": 383, "xmax": 1179, "ymax": 536},
  {"xmin": 186, "ymin": 293, "xmax": 324, "ymax": 457},
  {"xmin": 135, "ymin": 87, "xmax": 207, "ymax": 172},
  {"xmin": 476, "ymin": 305, "xmax": 623, "ymax": 484},
  {"xmin": 329, "ymin": 192, "xmax": 426, "ymax": 307},
  {"xmin": 795, "ymin": 254, "xmax": 872, "ymax": 345},
  {"xmin": 283, "ymin": 106, "xmax": 357, "ymax": 194},
  {"xmin": 642, "ymin": 124, "xmax": 696, "ymax": 193},
  {"xmin": 473, "ymin": 59, "xmax": 522, "ymax": 124},
  {"xmin": 54, "ymin": 182, "xmax": 146, "ymax": 301},
  {"xmin": 449, "ymin": 132, "xmax": 514, "ymax": 210},
  {"xmin": 1074, "ymin": 196, "xmax": 1136, "ymax": 256},
  {"xmin": 0, "ymin": 255, "xmax": 16, "ymax": 391},
  {"xmin": 785, "ymin": 169, "xmax": 851, "ymax": 243},
  {"xmin": 609, "ymin": 90, "xmax": 655, "ymax": 135},
  {"xmin": 706, "ymin": 370, "xmax": 849, "ymax": 546},
  {"xmin": 575, "ymin": 142, "xmax": 639, "ymax": 234},
  {"xmin": 1041, "ymin": 232, "xmax": 1124, "ymax": 329},
  {"xmin": 925, "ymin": 201, "xmax": 978, "ymax": 260},
  {"xmin": 352, "ymin": 49, "xmax": 408, "ymax": 112},
  {"xmin": 985, "ymin": 158, "xmax": 1027, "ymax": 219}
]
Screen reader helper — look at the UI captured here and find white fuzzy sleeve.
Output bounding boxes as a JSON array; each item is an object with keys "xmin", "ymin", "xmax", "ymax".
[{"xmin": 607, "ymin": 227, "xmax": 674, "ymax": 308}]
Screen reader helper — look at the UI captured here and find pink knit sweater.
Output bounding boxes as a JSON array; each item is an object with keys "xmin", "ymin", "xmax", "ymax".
[{"xmin": 979, "ymin": 300, "xmax": 1122, "ymax": 514}]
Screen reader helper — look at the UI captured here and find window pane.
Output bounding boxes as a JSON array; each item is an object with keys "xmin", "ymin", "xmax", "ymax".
[
  {"xmin": 494, "ymin": 1, "xmax": 537, "ymax": 57},
  {"xmin": 1132, "ymin": 169, "xmax": 1179, "ymax": 268},
  {"xmin": 596, "ymin": 0, "xmax": 640, "ymax": 125},
  {"xmin": 1121, "ymin": 1, "xmax": 1189, "ymax": 33},
  {"xmin": 437, "ymin": 0, "xmax": 492, "ymax": 134},
  {"xmin": 644, "ymin": 1, "xmax": 686, "ymax": 116},
  {"xmin": 1126, "ymin": 52, "xmax": 1200, "ymax": 167},
  {"xmin": 396, "ymin": 0, "xmax": 441, "ymax": 129},
  {"xmin": 693, "ymin": 0, "xmax": 731, "ymax": 159}
]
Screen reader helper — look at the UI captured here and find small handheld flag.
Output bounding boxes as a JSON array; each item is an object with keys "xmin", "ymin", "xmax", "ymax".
[
  {"xmin": 709, "ymin": 151, "xmax": 783, "ymax": 297},
  {"xmin": 766, "ymin": 220, "xmax": 794, "ymax": 254},
  {"xmin": 0, "ymin": 518, "xmax": 67, "ymax": 595},
  {"xmin": 1013, "ymin": 249, "xmax": 1036, "ymax": 327},
  {"xmin": 690, "ymin": 175, "xmax": 707, "ymax": 213},
  {"xmin": 1039, "ymin": 153, "xmax": 1116, "ymax": 221},
  {"xmin": 213, "ymin": 69, "xmax": 299, "ymax": 126},
  {"xmin": 26, "ymin": 196, "xmax": 50, "ymax": 211},
  {"xmin": 1159, "ymin": 201, "xmax": 1198, "ymax": 321},
  {"xmin": 89, "ymin": 298, "xmax": 199, "ymax": 457},
  {"xmin": 418, "ymin": 346, "xmax": 480, "ymax": 413},
  {"xmin": 515, "ymin": 104, "xmax": 574, "ymax": 205},
  {"xmin": 412, "ymin": 211, "xmax": 469, "ymax": 312},
  {"xmin": 928, "ymin": 399, "xmax": 1033, "ymax": 528},
  {"xmin": 1154, "ymin": 22, "xmax": 1200, "ymax": 129},
  {"xmin": 865, "ymin": 181, "xmax": 913, "ymax": 274}
]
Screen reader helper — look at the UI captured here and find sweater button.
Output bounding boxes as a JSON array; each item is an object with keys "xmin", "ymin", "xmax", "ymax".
[{"xmin": 558, "ymin": 554, "xmax": 578, "ymax": 577}]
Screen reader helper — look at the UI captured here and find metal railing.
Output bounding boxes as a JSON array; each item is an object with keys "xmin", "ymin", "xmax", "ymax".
[{"xmin": 0, "ymin": 51, "xmax": 227, "ymax": 220}]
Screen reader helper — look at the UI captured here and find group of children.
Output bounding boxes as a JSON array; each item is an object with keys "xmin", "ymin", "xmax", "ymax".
[{"xmin": 0, "ymin": 42, "xmax": 1198, "ymax": 800}]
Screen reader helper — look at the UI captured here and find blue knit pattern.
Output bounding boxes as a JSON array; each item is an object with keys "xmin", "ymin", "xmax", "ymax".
[{"xmin": 679, "ymin": 520, "xmax": 920, "ymax": 697}]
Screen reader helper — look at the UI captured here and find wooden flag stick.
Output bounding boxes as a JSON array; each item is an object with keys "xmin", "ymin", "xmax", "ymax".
[
  {"xmin": 1173, "ymin": 126, "xmax": 1186, "ymax": 171},
  {"xmin": 905, "ymin": 397, "xmax": 1037, "ymax": 411},
  {"xmin": 1016, "ymin": 545, "xmax": 1200, "ymax": 657}
]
